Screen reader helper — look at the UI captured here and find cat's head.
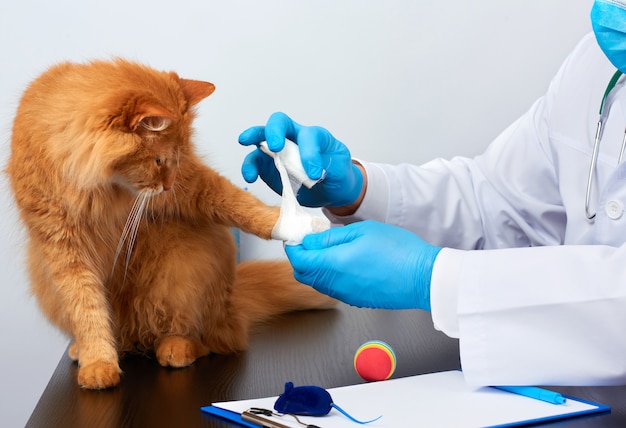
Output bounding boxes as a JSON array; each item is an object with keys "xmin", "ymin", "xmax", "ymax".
[{"xmin": 36, "ymin": 59, "xmax": 215, "ymax": 194}]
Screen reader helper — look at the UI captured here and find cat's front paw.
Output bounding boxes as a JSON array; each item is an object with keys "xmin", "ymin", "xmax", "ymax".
[
  {"xmin": 156, "ymin": 336, "xmax": 208, "ymax": 368},
  {"xmin": 77, "ymin": 361, "xmax": 122, "ymax": 389}
]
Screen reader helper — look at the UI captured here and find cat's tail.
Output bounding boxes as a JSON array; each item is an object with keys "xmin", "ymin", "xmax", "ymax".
[{"xmin": 231, "ymin": 260, "xmax": 337, "ymax": 329}]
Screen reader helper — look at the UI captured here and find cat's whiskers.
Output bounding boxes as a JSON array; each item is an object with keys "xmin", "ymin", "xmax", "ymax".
[
  {"xmin": 111, "ymin": 176, "xmax": 183, "ymax": 282},
  {"xmin": 148, "ymin": 192, "xmax": 157, "ymax": 223},
  {"xmin": 112, "ymin": 190, "xmax": 151, "ymax": 280}
]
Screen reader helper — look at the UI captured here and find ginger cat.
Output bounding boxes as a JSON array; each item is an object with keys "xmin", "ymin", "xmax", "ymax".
[{"xmin": 7, "ymin": 59, "xmax": 335, "ymax": 390}]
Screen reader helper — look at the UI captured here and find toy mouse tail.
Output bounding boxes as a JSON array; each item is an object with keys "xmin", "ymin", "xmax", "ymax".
[{"xmin": 331, "ymin": 403, "xmax": 382, "ymax": 425}]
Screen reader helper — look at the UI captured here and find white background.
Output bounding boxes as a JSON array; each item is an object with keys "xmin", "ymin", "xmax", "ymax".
[{"xmin": 0, "ymin": 1, "xmax": 591, "ymax": 426}]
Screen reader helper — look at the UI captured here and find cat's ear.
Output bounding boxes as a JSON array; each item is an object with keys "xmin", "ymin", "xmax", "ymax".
[
  {"xmin": 130, "ymin": 103, "xmax": 175, "ymax": 131},
  {"xmin": 180, "ymin": 79, "xmax": 216, "ymax": 106}
]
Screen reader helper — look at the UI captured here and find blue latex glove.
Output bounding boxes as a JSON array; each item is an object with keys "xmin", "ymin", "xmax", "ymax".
[
  {"xmin": 238, "ymin": 112, "xmax": 363, "ymax": 207},
  {"xmin": 284, "ymin": 220, "xmax": 442, "ymax": 310}
]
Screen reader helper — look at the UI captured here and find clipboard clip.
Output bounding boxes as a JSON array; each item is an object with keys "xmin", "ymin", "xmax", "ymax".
[{"xmin": 249, "ymin": 407, "xmax": 274, "ymax": 416}]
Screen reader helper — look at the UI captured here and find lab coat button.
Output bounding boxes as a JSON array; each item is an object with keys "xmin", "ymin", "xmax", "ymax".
[{"xmin": 605, "ymin": 200, "xmax": 623, "ymax": 220}]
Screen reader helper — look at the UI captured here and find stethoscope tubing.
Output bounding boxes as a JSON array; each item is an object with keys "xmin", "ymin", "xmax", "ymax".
[{"xmin": 585, "ymin": 69, "xmax": 626, "ymax": 221}]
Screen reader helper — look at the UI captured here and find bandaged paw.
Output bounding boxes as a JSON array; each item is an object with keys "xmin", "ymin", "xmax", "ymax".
[
  {"xmin": 271, "ymin": 207, "xmax": 331, "ymax": 245},
  {"xmin": 262, "ymin": 141, "xmax": 330, "ymax": 245}
]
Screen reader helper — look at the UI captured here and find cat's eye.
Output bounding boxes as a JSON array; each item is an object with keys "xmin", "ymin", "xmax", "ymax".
[{"xmin": 139, "ymin": 116, "xmax": 172, "ymax": 132}]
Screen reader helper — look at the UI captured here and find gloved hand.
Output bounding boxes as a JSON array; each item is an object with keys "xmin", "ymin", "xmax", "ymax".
[
  {"xmin": 284, "ymin": 220, "xmax": 442, "ymax": 310},
  {"xmin": 238, "ymin": 112, "xmax": 364, "ymax": 207}
]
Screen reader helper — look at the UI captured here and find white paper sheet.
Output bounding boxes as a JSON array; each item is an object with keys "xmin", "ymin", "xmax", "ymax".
[{"xmin": 206, "ymin": 371, "xmax": 608, "ymax": 428}]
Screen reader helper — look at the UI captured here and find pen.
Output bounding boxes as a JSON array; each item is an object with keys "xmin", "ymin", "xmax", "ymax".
[
  {"xmin": 241, "ymin": 410, "xmax": 292, "ymax": 428},
  {"xmin": 493, "ymin": 385, "xmax": 566, "ymax": 405}
]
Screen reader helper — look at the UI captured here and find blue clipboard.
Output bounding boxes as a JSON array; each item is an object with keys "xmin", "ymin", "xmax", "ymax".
[{"xmin": 200, "ymin": 371, "xmax": 611, "ymax": 428}]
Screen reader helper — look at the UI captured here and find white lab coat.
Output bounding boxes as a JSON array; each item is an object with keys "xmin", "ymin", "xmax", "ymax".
[{"xmin": 327, "ymin": 33, "xmax": 626, "ymax": 386}]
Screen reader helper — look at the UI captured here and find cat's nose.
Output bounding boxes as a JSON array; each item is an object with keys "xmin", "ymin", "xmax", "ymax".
[
  {"xmin": 162, "ymin": 166, "xmax": 176, "ymax": 191},
  {"xmin": 157, "ymin": 155, "xmax": 176, "ymax": 191}
]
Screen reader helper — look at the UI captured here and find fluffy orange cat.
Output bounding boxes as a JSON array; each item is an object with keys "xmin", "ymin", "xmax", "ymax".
[{"xmin": 7, "ymin": 59, "xmax": 335, "ymax": 390}]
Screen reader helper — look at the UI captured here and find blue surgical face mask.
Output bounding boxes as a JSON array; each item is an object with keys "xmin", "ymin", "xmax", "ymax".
[{"xmin": 591, "ymin": 0, "xmax": 626, "ymax": 72}]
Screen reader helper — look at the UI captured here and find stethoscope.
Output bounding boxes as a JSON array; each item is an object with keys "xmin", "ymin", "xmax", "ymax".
[{"xmin": 585, "ymin": 69, "xmax": 626, "ymax": 221}]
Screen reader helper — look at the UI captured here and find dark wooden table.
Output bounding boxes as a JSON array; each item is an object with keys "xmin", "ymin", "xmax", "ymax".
[{"xmin": 26, "ymin": 304, "xmax": 626, "ymax": 427}]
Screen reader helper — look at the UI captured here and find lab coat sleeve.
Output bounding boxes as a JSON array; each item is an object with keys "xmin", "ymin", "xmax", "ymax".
[
  {"xmin": 446, "ymin": 244, "xmax": 626, "ymax": 386},
  {"xmin": 324, "ymin": 99, "xmax": 566, "ymax": 251}
]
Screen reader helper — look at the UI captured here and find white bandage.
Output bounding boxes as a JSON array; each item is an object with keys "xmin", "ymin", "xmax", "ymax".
[{"xmin": 260, "ymin": 141, "xmax": 330, "ymax": 245}]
